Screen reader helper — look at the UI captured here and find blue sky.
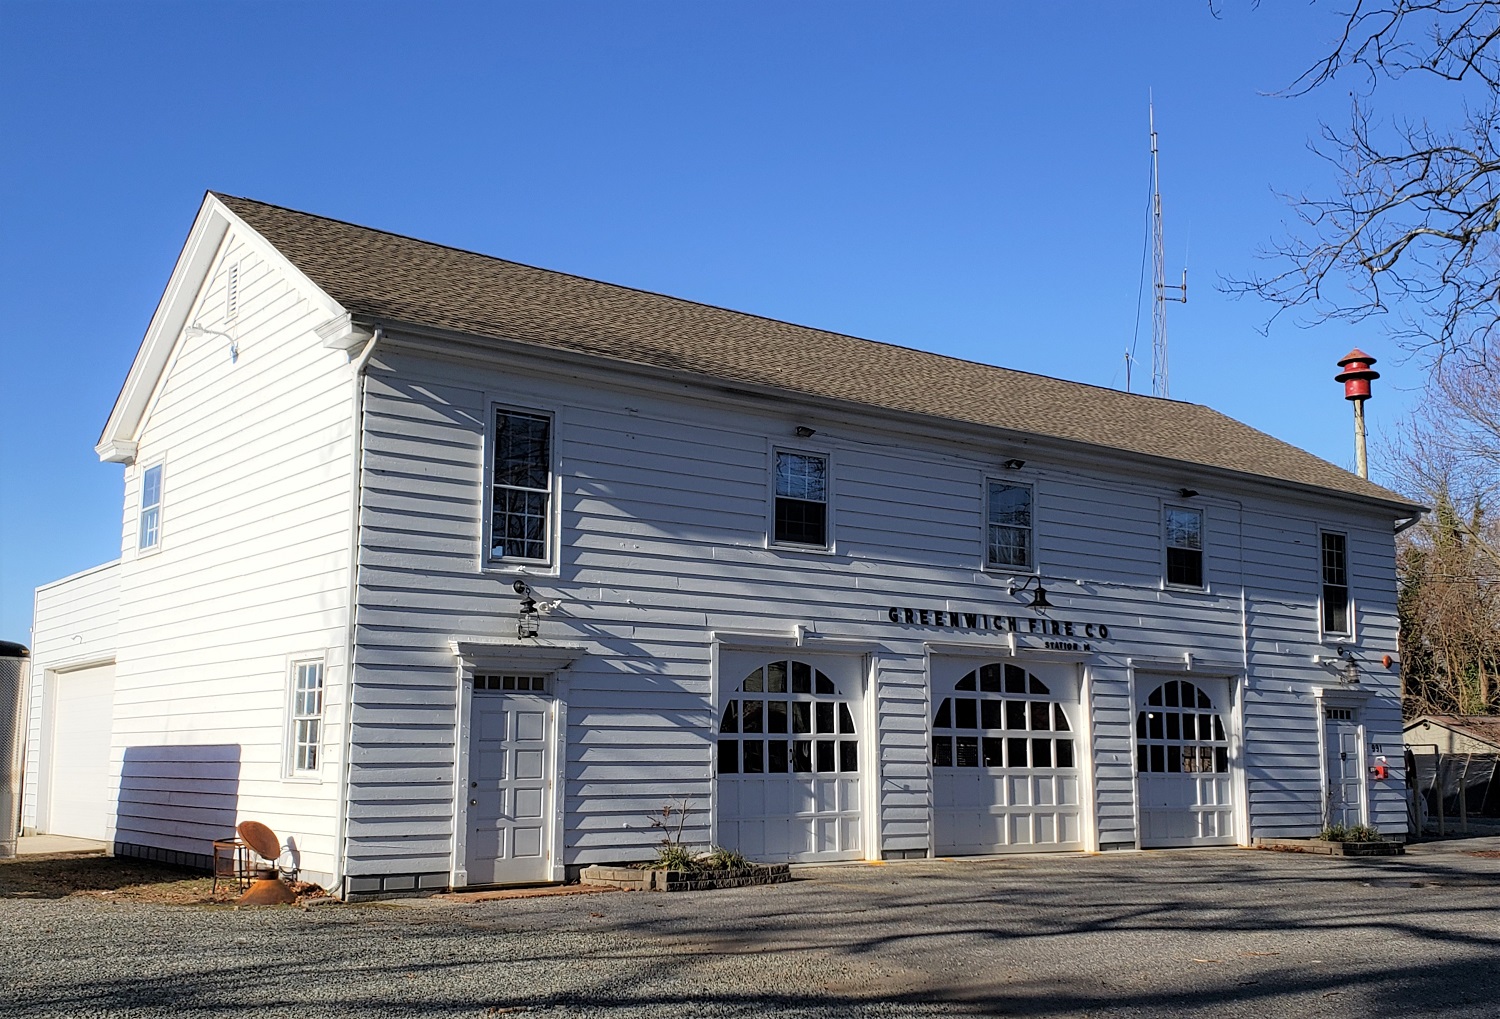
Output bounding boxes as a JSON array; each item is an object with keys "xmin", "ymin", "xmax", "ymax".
[{"xmin": 0, "ymin": 1, "xmax": 1430, "ymax": 642}]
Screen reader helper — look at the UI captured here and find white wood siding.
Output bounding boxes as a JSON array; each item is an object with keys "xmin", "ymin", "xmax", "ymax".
[
  {"xmin": 107, "ymin": 231, "xmax": 354, "ymax": 881},
  {"xmin": 24, "ymin": 561, "xmax": 120, "ymax": 834},
  {"xmin": 346, "ymin": 340, "xmax": 1407, "ymax": 877}
]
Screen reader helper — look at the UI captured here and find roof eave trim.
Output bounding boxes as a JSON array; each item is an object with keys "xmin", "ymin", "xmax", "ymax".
[{"xmin": 96, "ymin": 194, "xmax": 230, "ymax": 462}]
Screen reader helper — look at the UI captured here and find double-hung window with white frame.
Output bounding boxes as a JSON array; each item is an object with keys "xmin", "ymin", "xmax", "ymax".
[
  {"xmin": 1164, "ymin": 505, "xmax": 1204, "ymax": 588},
  {"xmin": 1321, "ymin": 530, "xmax": 1351, "ymax": 635},
  {"xmin": 288, "ymin": 659, "xmax": 325, "ymax": 776},
  {"xmin": 986, "ymin": 481, "xmax": 1033, "ymax": 571},
  {"xmin": 490, "ymin": 407, "xmax": 553, "ymax": 564},
  {"xmin": 773, "ymin": 449, "xmax": 829, "ymax": 548},
  {"xmin": 138, "ymin": 463, "xmax": 163, "ymax": 551}
]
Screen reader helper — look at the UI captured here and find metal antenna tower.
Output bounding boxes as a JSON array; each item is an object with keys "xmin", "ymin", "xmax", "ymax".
[{"xmin": 1150, "ymin": 101, "xmax": 1187, "ymax": 398}]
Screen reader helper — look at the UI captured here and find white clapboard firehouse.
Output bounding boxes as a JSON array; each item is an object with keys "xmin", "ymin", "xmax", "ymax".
[{"xmin": 24, "ymin": 193, "xmax": 1420, "ymax": 897}]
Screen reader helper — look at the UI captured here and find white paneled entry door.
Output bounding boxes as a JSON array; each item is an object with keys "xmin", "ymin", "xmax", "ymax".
[
  {"xmin": 467, "ymin": 676, "xmax": 554, "ymax": 885},
  {"xmin": 715, "ymin": 652, "xmax": 865, "ymax": 863},
  {"xmin": 931, "ymin": 658, "xmax": 1087, "ymax": 855},
  {"xmin": 1136, "ymin": 674, "xmax": 1237, "ymax": 847},
  {"xmin": 1323, "ymin": 707, "xmax": 1366, "ymax": 828}
]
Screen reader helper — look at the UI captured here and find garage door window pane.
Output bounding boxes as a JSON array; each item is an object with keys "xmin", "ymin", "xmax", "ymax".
[
  {"xmin": 933, "ymin": 735, "xmax": 953, "ymax": 767},
  {"xmin": 721, "ymin": 660, "xmax": 857, "ymax": 779},
  {"xmin": 1135, "ymin": 680, "xmax": 1231, "ymax": 774},
  {"xmin": 768, "ymin": 740, "xmax": 789, "ymax": 773},
  {"xmin": 933, "ymin": 664, "xmax": 1077, "ymax": 777}
]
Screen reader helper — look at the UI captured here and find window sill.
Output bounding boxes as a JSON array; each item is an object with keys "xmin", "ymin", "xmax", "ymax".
[
  {"xmin": 768, "ymin": 541, "xmax": 837, "ymax": 556},
  {"xmin": 482, "ymin": 560, "xmax": 559, "ymax": 577},
  {"xmin": 981, "ymin": 563, "xmax": 1038, "ymax": 577},
  {"xmin": 281, "ymin": 774, "xmax": 324, "ymax": 785}
]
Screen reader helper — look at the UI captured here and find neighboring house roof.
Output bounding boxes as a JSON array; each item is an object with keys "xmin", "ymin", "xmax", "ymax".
[
  {"xmin": 122, "ymin": 191, "xmax": 1424, "ymax": 512},
  {"xmin": 1405, "ymin": 714, "xmax": 1500, "ymax": 749}
]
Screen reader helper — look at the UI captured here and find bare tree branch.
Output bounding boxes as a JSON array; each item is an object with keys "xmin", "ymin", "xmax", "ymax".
[{"xmin": 1223, "ymin": 1, "xmax": 1500, "ymax": 358}]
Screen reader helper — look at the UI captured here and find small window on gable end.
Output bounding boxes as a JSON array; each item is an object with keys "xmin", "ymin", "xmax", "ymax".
[
  {"xmin": 490, "ymin": 408, "xmax": 552, "ymax": 563},
  {"xmin": 986, "ymin": 481, "xmax": 1033, "ymax": 570},
  {"xmin": 774, "ymin": 450, "xmax": 828, "ymax": 548},
  {"xmin": 288, "ymin": 660, "xmax": 325, "ymax": 776},
  {"xmin": 138, "ymin": 463, "xmax": 163, "ymax": 551},
  {"xmin": 1321, "ymin": 531, "xmax": 1350, "ymax": 635},
  {"xmin": 1165, "ymin": 506, "xmax": 1203, "ymax": 588}
]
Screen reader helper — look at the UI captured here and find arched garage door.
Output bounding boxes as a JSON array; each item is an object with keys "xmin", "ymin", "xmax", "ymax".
[
  {"xmin": 715, "ymin": 654, "xmax": 864, "ymax": 863},
  {"xmin": 1135, "ymin": 676, "xmax": 1236, "ymax": 847},
  {"xmin": 932, "ymin": 660, "xmax": 1085, "ymax": 854}
]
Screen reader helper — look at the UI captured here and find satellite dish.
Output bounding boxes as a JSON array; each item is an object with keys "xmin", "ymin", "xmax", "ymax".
[{"xmin": 237, "ymin": 820, "xmax": 281, "ymax": 862}]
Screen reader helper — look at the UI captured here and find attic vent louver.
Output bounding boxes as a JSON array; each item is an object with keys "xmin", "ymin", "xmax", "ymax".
[{"xmin": 225, "ymin": 261, "xmax": 240, "ymax": 322}]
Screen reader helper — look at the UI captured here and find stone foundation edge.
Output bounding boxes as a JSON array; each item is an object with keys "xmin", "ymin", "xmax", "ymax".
[{"xmin": 1253, "ymin": 837, "xmax": 1405, "ymax": 856}]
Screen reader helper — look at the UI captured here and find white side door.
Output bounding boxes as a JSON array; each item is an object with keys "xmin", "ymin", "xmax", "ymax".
[
  {"xmin": 1323, "ymin": 708, "xmax": 1366, "ymax": 828},
  {"xmin": 1136, "ymin": 674, "xmax": 1237, "ymax": 848},
  {"xmin": 47, "ymin": 664, "xmax": 115, "ymax": 841},
  {"xmin": 467, "ymin": 688, "xmax": 553, "ymax": 885}
]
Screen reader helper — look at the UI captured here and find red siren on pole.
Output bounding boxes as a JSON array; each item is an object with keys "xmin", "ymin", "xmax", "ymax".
[
  {"xmin": 1335, "ymin": 348, "xmax": 1380, "ymax": 400},
  {"xmin": 1334, "ymin": 349, "xmax": 1378, "ymax": 479}
]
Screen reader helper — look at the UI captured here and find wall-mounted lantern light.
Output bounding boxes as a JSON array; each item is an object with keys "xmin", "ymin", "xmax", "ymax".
[
  {"xmin": 1008, "ymin": 575, "xmax": 1052, "ymax": 612},
  {"xmin": 513, "ymin": 579, "xmax": 539, "ymax": 639}
]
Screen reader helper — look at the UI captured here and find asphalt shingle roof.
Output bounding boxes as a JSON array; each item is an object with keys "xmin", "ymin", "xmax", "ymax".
[{"xmin": 217, "ymin": 193, "xmax": 1418, "ymax": 512}]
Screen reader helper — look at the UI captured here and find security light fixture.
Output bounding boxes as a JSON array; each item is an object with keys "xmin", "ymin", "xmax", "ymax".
[
  {"xmin": 795, "ymin": 426, "xmax": 816, "ymax": 438},
  {"xmin": 1179, "ymin": 488, "xmax": 1199, "ymax": 499},
  {"xmin": 1003, "ymin": 459, "xmax": 1026, "ymax": 470},
  {"xmin": 513, "ymin": 579, "xmax": 539, "ymax": 638},
  {"xmin": 184, "ymin": 324, "xmax": 238, "ymax": 363}
]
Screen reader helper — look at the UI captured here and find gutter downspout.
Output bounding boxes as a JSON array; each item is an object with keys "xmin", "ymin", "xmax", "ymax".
[{"xmin": 329, "ymin": 326, "xmax": 381, "ymax": 899}]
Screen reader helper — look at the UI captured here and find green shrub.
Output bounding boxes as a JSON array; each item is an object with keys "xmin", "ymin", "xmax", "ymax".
[
  {"xmin": 1319, "ymin": 823, "xmax": 1383, "ymax": 843},
  {"xmin": 653, "ymin": 844, "xmax": 698, "ymax": 872},
  {"xmin": 702, "ymin": 846, "xmax": 749, "ymax": 870}
]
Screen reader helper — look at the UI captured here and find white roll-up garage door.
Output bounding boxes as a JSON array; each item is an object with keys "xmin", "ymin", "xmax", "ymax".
[{"xmin": 47, "ymin": 664, "xmax": 115, "ymax": 841}]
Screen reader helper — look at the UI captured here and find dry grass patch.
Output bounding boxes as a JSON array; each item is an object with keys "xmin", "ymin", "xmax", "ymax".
[{"xmin": 1, "ymin": 852, "xmax": 224, "ymax": 904}]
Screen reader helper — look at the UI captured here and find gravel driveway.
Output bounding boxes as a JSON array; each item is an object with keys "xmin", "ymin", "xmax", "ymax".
[{"xmin": 4, "ymin": 841, "xmax": 1498, "ymax": 1018}]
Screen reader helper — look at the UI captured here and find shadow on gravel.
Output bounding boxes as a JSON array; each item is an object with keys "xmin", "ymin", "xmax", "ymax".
[{"xmin": 17, "ymin": 945, "xmax": 1499, "ymax": 1017}]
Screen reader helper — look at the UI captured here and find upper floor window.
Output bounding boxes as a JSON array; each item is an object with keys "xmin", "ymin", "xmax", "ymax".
[
  {"xmin": 773, "ymin": 450, "xmax": 828, "ymax": 547},
  {"xmin": 491, "ymin": 408, "xmax": 551, "ymax": 562},
  {"xmin": 138, "ymin": 464, "xmax": 163, "ymax": 551},
  {"xmin": 1321, "ymin": 531, "xmax": 1350, "ymax": 634},
  {"xmin": 1165, "ymin": 506, "xmax": 1204, "ymax": 588},
  {"xmin": 287, "ymin": 659, "xmax": 324, "ymax": 775},
  {"xmin": 986, "ymin": 481, "xmax": 1033, "ymax": 570}
]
